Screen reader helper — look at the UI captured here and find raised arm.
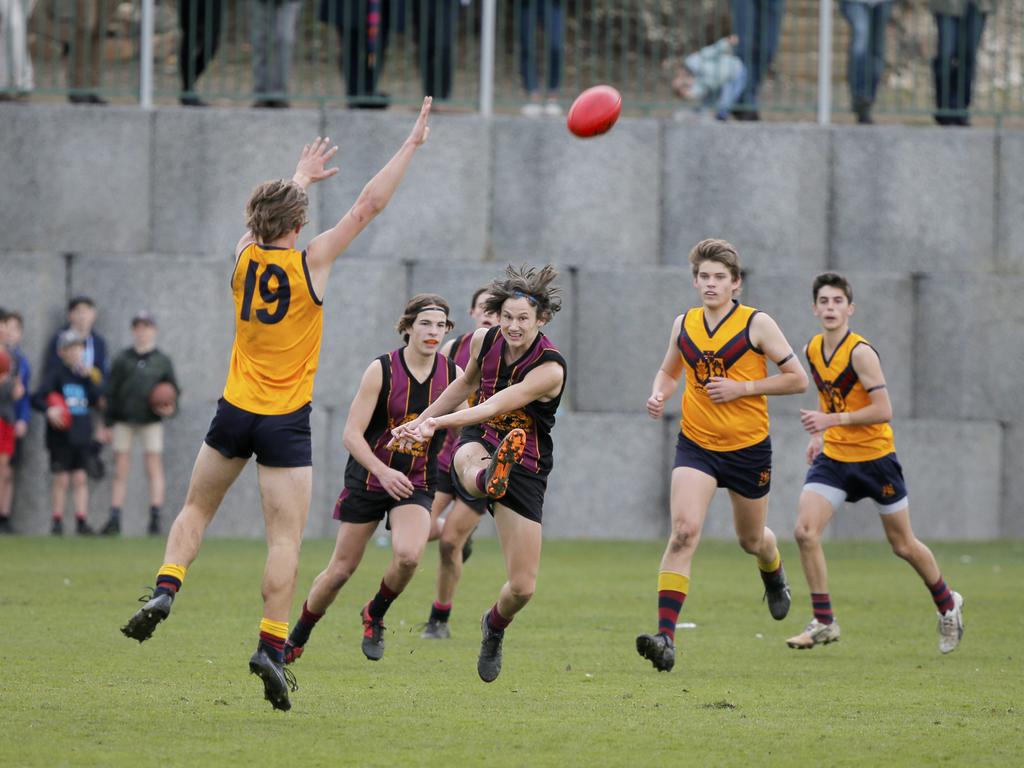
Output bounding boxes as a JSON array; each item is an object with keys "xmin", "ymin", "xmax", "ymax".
[
  {"xmin": 305, "ymin": 97, "xmax": 433, "ymax": 294},
  {"xmin": 800, "ymin": 343, "xmax": 893, "ymax": 435},
  {"xmin": 647, "ymin": 315, "xmax": 685, "ymax": 419},
  {"xmin": 343, "ymin": 361, "xmax": 415, "ymax": 501},
  {"xmin": 706, "ymin": 312, "xmax": 808, "ymax": 403},
  {"xmin": 233, "ymin": 136, "xmax": 340, "ymax": 258}
]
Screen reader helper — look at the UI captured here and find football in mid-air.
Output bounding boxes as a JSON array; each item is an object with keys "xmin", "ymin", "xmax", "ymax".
[
  {"xmin": 567, "ymin": 85, "xmax": 622, "ymax": 138},
  {"xmin": 149, "ymin": 381, "xmax": 178, "ymax": 416}
]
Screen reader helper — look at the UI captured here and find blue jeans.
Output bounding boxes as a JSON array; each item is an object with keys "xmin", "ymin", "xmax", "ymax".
[
  {"xmin": 518, "ymin": 0, "xmax": 562, "ymax": 94},
  {"xmin": 714, "ymin": 63, "xmax": 748, "ymax": 118},
  {"xmin": 840, "ymin": 1, "xmax": 892, "ymax": 108},
  {"xmin": 729, "ymin": 0, "xmax": 785, "ymax": 110},
  {"xmin": 933, "ymin": 6, "xmax": 987, "ymax": 116}
]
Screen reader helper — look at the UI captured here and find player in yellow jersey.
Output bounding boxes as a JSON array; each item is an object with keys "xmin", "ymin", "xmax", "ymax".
[
  {"xmin": 636, "ymin": 238, "xmax": 808, "ymax": 673},
  {"xmin": 120, "ymin": 98, "xmax": 433, "ymax": 712},
  {"xmin": 785, "ymin": 272, "xmax": 964, "ymax": 654}
]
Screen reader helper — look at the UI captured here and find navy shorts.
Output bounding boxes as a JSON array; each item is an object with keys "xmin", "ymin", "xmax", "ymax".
[
  {"xmin": 204, "ymin": 398, "xmax": 312, "ymax": 468},
  {"xmin": 48, "ymin": 441, "xmax": 90, "ymax": 473},
  {"xmin": 334, "ymin": 486, "xmax": 434, "ymax": 525},
  {"xmin": 804, "ymin": 452, "xmax": 908, "ymax": 510},
  {"xmin": 673, "ymin": 432, "xmax": 773, "ymax": 499},
  {"xmin": 451, "ymin": 437, "xmax": 547, "ymax": 524}
]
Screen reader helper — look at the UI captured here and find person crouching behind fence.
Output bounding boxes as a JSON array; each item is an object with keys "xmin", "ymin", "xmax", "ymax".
[{"xmin": 672, "ymin": 35, "xmax": 746, "ymax": 123}]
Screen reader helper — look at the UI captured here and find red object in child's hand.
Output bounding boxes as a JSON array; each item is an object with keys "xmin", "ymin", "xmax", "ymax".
[{"xmin": 46, "ymin": 392, "xmax": 72, "ymax": 431}]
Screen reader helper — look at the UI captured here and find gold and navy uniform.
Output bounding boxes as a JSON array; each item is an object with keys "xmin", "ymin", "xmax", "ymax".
[
  {"xmin": 224, "ymin": 243, "xmax": 323, "ymax": 415},
  {"xmin": 676, "ymin": 301, "xmax": 769, "ymax": 451},
  {"xmin": 806, "ymin": 331, "xmax": 895, "ymax": 462}
]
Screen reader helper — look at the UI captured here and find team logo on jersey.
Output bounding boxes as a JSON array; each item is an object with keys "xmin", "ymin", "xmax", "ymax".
[
  {"xmin": 757, "ymin": 469, "xmax": 771, "ymax": 487},
  {"xmin": 695, "ymin": 352, "xmax": 726, "ymax": 389},
  {"xmin": 880, "ymin": 483, "xmax": 896, "ymax": 498},
  {"xmin": 485, "ymin": 408, "xmax": 533, "ymax": 435},
  {"xmin": 823, "ymin": 382, "xmax": 846, "ymax": 414},
  {"xmin": 385, "ymin": 414, "xmax": 427, "ymax": 457}
]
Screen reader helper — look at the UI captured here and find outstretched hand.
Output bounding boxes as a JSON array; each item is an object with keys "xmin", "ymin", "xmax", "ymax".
[
  {"xmin": 293, "ymin": 137, "xmax": 340, "ymax": 189},
  {"xmin": 406, "ymin": 97, "xmax": 432, "ymax": 147}
]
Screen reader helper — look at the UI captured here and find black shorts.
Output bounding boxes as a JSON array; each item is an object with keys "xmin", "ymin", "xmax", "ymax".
[
  {"xmin": 435, "ymin": 463, "xmax": 489, "ymax": 515},
  {"xmin": 334, "ymin": 486, "xmax": 434, "ymax": 525},
  {"xmin": 452, "ymin": 437, "xmax": 547, "ymax": 524},
  {"xmin": 673, "ymin": 431, "xmax": 772, "ymax": 499},
  {"xmin": 48, "ymin": 441, "xmax": 90, "ymax": 473},
  {"xmin": 204, "ymin": 398, "xmax": 312, "ymax": 468},
  {"xmin": 804, "ymin": 452, "xmax": 909, "ymax": 510}
]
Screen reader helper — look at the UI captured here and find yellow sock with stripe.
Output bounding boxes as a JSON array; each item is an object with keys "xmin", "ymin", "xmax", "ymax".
[
  {"xmin": 259, "ymin": 618, "xmax": 289, "ymax": 664},
  {"xmin": 657, "ymin": 571, "xmax": 689, "ymax": 641},
  {"xmin": 757, "ymin": 550, "xmax": 784, "ymax": 588},
  {"xmin": 154, "ymin": 563, "xmax": 187, "ymax": 599}
]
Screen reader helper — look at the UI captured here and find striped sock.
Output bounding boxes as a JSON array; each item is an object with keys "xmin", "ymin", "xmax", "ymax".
[
  {"xmin": 288, "ymin": 600, "xmax": 325, "ymax": 648},
  {"xmin": 811, "ymin": 593, "xmax": 834, "ymax": 625},
  {"xmin": 486, "ymin": 603, "xmax": 512, "ymax": 632},
  {"xmin": 368, "ymin": 578, "xmax": 400, "ymax": 620},
  {"xmin": 929, "ymin": 576, "xmax": 955, "ymax": 614},
  {"xmin": 259, "ymin": 618, "xmax": 289, "ymax": 664},
  {"xmin": 757, "ymin": 550, "xmax": 784, "ymax": 587},
  {"xmin": 430, "ymin": 601, "xmax": 452, "ymax": 623},
  {"xmin": 657, "ymin": 571, "xmax": 689, "ymax": 641},
  {"xmin": 154, "ymin": 563, "xmax": 186, "ymax": 599}
]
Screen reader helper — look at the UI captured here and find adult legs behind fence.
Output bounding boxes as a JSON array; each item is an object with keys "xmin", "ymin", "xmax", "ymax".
[
  {"xmin": 932, "ymin": 6, "xmax": 986, "ymax": 126},
  {"xmin": 0, "ymin": 0, "xmax": 35, "ymax": 96},
  {"xmin": 179, "ymin": 0, "xmax": 223, "ymax": 105},
  {"xmin": 840, "ymin": 0, "xmax": 892, "ymax": 124},
  {"xmin": 67, "ymin": 0, "xmax": 107, "ymax": 104},
  {"xmin": 342, "ymin": 0, "xmax": 391, "ymax": 107},
  {"xmin": 729, "ymin": 0, "xmax": 785, "ymax": 119},
  {"xmin": 412, "ymin": 0, "xmax": 456, "ymax": 100},
  {"xmin": 250, "ymin": 0, "xmax": 300, "ymax": 107}
]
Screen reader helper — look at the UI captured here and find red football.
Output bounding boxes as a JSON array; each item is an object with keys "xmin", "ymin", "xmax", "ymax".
[
  {"xmin": 45, "ymin": 392, "xmax": 71, "ymax": 431},
  {"xmin": 149, "ymin": 381, "xmax": 177, "ymax": 416},
  {"xmin": 567, "ymin": 85, "xmax": 622, "ymax": 138}
]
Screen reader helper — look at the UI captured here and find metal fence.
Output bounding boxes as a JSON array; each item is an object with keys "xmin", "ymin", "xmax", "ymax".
[{"xmin": 2, "ymin": 0, "xmax": 1023, "ymax": 124}]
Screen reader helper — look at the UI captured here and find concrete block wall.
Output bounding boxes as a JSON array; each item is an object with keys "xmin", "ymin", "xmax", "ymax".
[{"xmin": 1, "ymin": 104, "xmax": 1019, "ymax": 540}]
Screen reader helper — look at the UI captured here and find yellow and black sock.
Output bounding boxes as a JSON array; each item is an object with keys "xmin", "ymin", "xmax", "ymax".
[
  {"xmin": 259, "ymin": 618, "xmax": 289, "ymax": 663},
  {"xmin": 657, "ymin": 571, "xmax": 689, "ymax": 641},
  {"xmin": 757, "ymin": 550, "xmax": 783, "ymax": 588},
  {"xmin": 154, "ymin": 563, "xmax": 186, "ymax": 600}
]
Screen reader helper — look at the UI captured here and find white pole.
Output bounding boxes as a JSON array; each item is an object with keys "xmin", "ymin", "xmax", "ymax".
[
  {"xmin": 817, "ymin": 0, "xmax": 832, "ymax": 125},
  {"xmin": 479, "ymin": 0, "xmax": 496, "ymax": 116},
  {"xmin": 140, "ymin": 0, "xmax": 154, "ymax": 109}
]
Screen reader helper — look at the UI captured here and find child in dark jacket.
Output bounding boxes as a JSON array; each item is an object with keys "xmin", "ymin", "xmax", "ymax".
[{"xmin": 31, "ymin": 330, "xmax": 102, "ymax": 535}]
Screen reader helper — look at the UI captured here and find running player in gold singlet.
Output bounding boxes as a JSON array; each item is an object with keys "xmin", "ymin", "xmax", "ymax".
[
  {"xmin": 120, "ymin": 98, "xmax": 433, "ymax": 712},
  {"xmin": 785, "ymin": 272, "xmax": 964, "ymax": 654},
  {"xmin": 636, "ymin": 239, "xmax": 808, "ymax": 673}
]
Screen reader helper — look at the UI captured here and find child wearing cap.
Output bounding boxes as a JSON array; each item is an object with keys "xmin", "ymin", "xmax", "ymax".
[{"xmin": 31, "ymin": 330, "xmax": 103, "ymax": 535}]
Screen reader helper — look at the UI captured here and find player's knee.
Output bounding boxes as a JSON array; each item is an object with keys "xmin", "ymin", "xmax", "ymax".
[
  {"xmin": 737, "ymin": 533, "xmax": 763, "ymax": 555},
  {"xmin": 667, "ymin": 521, "xmax": 699, "ymax": 554},
  {"xmin": 392, "ymin": 546, "xmax": 423, "ymax": 573},
  {"xmin": 889, "ymin": 538, "xmax": 915, "ymax": 561},
  {"xmin": 438, "ymin": 536, "xmax": 460, "ymax": 564},
  {"xmin": 508, "ymin": 577, "xmax": 536, "ymax": 603},
  {"xmin": 793, "ymin": 522, "xmax": 819, "ymax": 549}
]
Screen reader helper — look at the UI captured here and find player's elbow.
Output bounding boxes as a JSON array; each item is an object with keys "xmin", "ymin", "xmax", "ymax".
[
  {"xmin": 356, "ymin": 188, "xmax": 387, "ymax": 218},
  {"xmin": 789, "ymin": 369, "xmax": 809, "ymax": 394}
]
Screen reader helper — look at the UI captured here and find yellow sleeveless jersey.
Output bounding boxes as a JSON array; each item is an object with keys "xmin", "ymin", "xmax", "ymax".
[
  {"xmin": 676, "ymin": 302, "xmax": 769, "ymax": 451},
  {"xmin": 223, "ymin": 243, "xmax": 323, "ymax": 415},
  {"xmin": 806, "ymin": 331, "xmax": 895, "ymax": 462}
]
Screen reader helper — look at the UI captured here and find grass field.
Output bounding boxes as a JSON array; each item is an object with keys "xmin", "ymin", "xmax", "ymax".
[{"xmin": 1, "ymin": 536, "xmax": 1021, "ymax": 766}]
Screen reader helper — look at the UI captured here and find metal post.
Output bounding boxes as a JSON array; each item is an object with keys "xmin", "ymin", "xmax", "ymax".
[
  {"xmin": 140, "ymin": 0, "xmax": 155, "ymax": 108},
  {"xmin": 479, "ymin": 0, "xmax": 496, "ymax": 116},
  {"xmin": 816, "ymin": 0, "xmax": 832, "ymax": 125}
]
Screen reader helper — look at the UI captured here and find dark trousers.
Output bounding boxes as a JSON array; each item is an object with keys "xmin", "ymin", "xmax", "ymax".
[
  {"xmin": 840, "ymin": 0, "xmax": 893, "ymax": 109},
  {"xmin": 412, "ymin": 0, "xmax": 456, "ymax": 100},
  {"xmin": 729, "ymin": 0, "xmax": 785, "ymax": 110},
  {"xmin": 933, "ymin": 6, "xmax": 987, "ymax": 120},
  {"xmin": 321, "ymin": 0, "xmax": 392, "ymax": 101},
  {"xmin": 518, "ymin": 0, "xmax": 563, "ymax": 94},
  {"xmin": 179, "ymin": 0, "xmax": 223, "ymax": 92}
]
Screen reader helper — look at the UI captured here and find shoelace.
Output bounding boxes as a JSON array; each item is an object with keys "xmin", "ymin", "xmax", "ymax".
[
  {"xmin": 282, "ymin": 665, "xmax": 298, "ymax": 693},
  {"xmin": 939, "ymin": 611, "xmax": 958, "ymax": 635},
  {"xmin": 136, "ymin": 586, "xmax": 156, "ymax": 603}
]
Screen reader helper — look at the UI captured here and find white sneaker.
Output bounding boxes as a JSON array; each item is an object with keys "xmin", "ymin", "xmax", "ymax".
[
  {"xmin": 786, "ymin": 618, "xmax": 840, "ymax": 649},
  {"xmin": 937, "ymin": 591, "xmax": 964, "ymax": 654},
  {"xmin": 543, "ymin": 100, "xmax": 563, "ymax": 117},
  {"xmin": 520, "ymin": 102, "xmax": 543, "ymax": 118}
]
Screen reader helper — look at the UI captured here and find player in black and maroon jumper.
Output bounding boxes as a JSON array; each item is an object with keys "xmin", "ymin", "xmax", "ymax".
[
  {"xmin": 284, "ymin": 294, "xmax": 460, "ymax": 664},
  {"xmin": 420, "ymin": 286, "xmax": 497, "ymax": 639},
  {"xmin": 393, "ymin": 265, "xmax": 566, "ymax": 683}
]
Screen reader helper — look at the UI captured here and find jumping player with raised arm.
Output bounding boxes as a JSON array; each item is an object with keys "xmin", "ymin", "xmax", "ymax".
[
  {"xmin": 786, "ymin": 272, "xmax": 964, "ymax": 654},
  {"xmin": 393, "ymin": 265, "xmax": 565, "ymax": 683},
  {"xmin": 282, "ymin": 295, "xmax": 460, "ymax": 665},
  {"xmin": 119, "ymin": 98, "xmax": 433, "ymax": 712},
  {"xmin": 636, "ymin": 238, "xmax": 808, "ymax": 673}
]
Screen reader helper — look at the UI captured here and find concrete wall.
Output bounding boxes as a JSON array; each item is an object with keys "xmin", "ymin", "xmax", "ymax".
[{"xmin": 0, "ymin": 103, "xmax": 1019, "ymax": 540}]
